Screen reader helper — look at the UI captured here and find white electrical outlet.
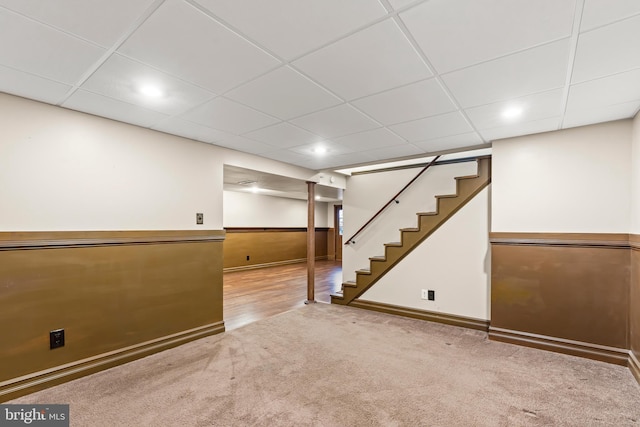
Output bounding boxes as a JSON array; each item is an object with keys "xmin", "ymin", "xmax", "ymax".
[{"xmin": 421, "ymin": 289, "xmax": 429, "ymax": 300}]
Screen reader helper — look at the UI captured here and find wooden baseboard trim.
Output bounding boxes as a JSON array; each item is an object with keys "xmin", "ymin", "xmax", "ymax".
[
  {"xmin": 630, "ymin": 352, "xmax": 640, "ymax": 385},
  {"xmin": 489, "ymin": 327, "xmax": 628, "ymax": 366},
  {"xmin": 350, "ymin": 299, "xmax": 489, "ymax": 331},
  {"xmin": 223, "ymin": 256, "xmax": 328, "ymax": 273},
  {"xmin": 0, "ymin": 321, "xmax": 225, "ymax": 403}
]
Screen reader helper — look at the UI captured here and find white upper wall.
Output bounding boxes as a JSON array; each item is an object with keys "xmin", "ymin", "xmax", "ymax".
[
  {"xmin": 223, "ymin": 190, "xmax": 328, "ymax": 228},
  {"xmin": 361, "ymin": 187, "xmax": 491, "ymax": 320},
  {"xmin": 0, "ymin": 93, "xmax": 322, "ymax": 231},
  {"xmin": 492, "ymin": 120, "xmax": 632, "ymax": 233},
  {"xmin": 632, "ymin": 112, "xmax": 640, "ymax": 234}
]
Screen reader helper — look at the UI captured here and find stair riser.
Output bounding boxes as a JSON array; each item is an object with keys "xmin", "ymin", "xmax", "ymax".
[
  {"xmin": 331, "ymin": 296, "xmax": 347, "ymax": 305},
  {"xmin": 418, "ymin": 216, "xmax": 440, "ymax": 230},
  {"xmin": 342, "ymin": 286, "xmax": 362, "ymax": 301},
  {"xmin": 369, "ymin": 261, "xmax": 389, "ymax": 276},
  {"xmin": 402, "ymin": 231, "xmax": 425, "ymax": 247}
]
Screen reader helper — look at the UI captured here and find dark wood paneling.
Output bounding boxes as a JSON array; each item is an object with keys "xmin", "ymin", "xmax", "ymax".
[
  {"xmin": 0, "ymin": 230, "xmax": 225, "ymax": 401},
  {"xmin": 491, "ymin": 233, "xmax": 630, "ymax": 355},
  {"xmin": 223, "ymin": 228, "xmax": 328, "ymax": 270},
  {"xmin": 631, "ymin": 234, "xmax": 640, "ymax": 374},
  {"xmin": 327, "ymin": 228, "xmax": 336, "ymax": 260},
  {"xmin": 350, "ymin": 300, "xmax": 489, "ymax": 331}
]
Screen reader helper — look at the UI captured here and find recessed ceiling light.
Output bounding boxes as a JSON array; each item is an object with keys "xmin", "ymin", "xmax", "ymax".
[
  {"xmin": 313, "ymin": 146, "xmax": 327, "ymax": 155},
  {"xmin": 139, "ymin": 84, "xmax": 163, "ymax": 98},
  {"xmin": 502, "ymin": 106, "xmax": 523, "ymax": 119}
]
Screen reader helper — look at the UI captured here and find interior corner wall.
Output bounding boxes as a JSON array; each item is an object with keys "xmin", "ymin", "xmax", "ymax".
[
  {"xmin": 631, "ymin": 111, "xmax": 640, "ymax": 373},
  {"xmin": 490, "ymin": 120, "xmax": 633, "ymax": 365},
  {"xmin": 360, "ymin": 186, "xmax": 490, "ymax": 320}
]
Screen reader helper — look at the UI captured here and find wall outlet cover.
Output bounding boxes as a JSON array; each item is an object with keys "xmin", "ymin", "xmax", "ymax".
[{"xmin": 50, "ymin": 329, "xmax": 65, "ymax": 349}]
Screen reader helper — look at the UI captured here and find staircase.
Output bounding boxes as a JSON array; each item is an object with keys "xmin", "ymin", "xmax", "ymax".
[{"xmin": 331, "ymin": 157, "xmax": 491, "ymax": 306}]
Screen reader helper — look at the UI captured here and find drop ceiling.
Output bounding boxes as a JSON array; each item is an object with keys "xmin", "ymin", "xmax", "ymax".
[
  {"xmin": 224, "ymin": 165, "xmax": 342, "ymax": 202},
  {"xmin": 1, "ymin": 0, "xmax": 639, "ymax": 171}
]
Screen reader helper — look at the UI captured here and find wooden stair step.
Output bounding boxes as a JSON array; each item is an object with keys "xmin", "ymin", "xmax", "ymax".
[
  {"xmin": 342, "ymin": 281, "xmax": 357, "ymax": 288},
  {"xmin": 333, "ymin": 157, "xmax": 491, "ymax": 307},
  {"xmin": 330, "ymin": 293, "xmax": 344, "ymax": 300}
]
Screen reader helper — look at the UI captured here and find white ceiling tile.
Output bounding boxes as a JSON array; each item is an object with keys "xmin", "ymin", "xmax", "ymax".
[
  {"xmin": 563, "ymin": 101, "xmax": 640, "ymax": 129},
  {"xmin": 572, "ymin": 14, "xmax": 640, "ymax": 83},
  {"xmin": 152, "ymin": 117, "xmax": 230, "ymax": 143},
  {"xmin": 414, "ymin": 133, "xmax": 485, "ymax": 153},
  {"xmin": 581, "ymin": 0, "xmax": 640, "ymax": 31},
  {"xmin": 442, "ymin": 39, "xmax": 570, "ymax": 108},
  {"xmin": 0, "ymin": 8, "xmax": 106, "ymax": 84},
  {"xmin": 363, "ymin": 143, "xmax": 425, "ymax": 162},
  {"xmin": 180, "ymin": 97, "xmax": 279, "ymax": 134},
  {"xmin": 0, "ymin": 0, "xmax": 157, "ymax": 47},
  {"xmin": 388, "ymin": 0, "xmax": 418, "ymax": 10},
  {"xmin": 259, "ymin": 150, "xmax": 314, "ymax": 165},
  {"xmin": 289, "ymin": 140, "xmax": 355, "ymax": 157},
  {"xmin": 244, "ymin": 122, "xmax": 324, "ymax": 148},
  {"xmin": 465, "ymin": 89, "xmax": 564, "ymax": 130},
  {"xmin": 331, "ymin": 128, "xmax": 407, "ymax": 151},
  {"xmin": 401, "ymin": 0, "xmax": 575, "ymax": 73},
  {"xmin": 212, "ymin": 134, "xmax": 275, "ymax": 154},
  {"xmin": 567, "ymin": 68, "xmax": 640, "ymax": 111},
  {"xmin": 225, "ymin": 66, "xmax": 342, "ymax": 120},
  {"xmin": 81, "ymin": 54, "xmax": 215, "ymax": 115},
  {"xmin": 118, "ymin": 0, "xmax": 279, "ymax": 93},
  {"xmin": 194, "ymin": 0, "xmax": 387, "ymax": 60},
  {"xmin": 290, "ymin": 104, "xmax": 380, "ymax": 138},
  {"xmin": 62, "ymin": 90, "xmax": 168, "ymax": 128},
  {"xmin": 479, "ymin": 117, "xmax": 561, "ymax": 141},
  {"xmin": 353, "ymin": 78, "xmax": 456, "ymax": 125},
  {"xmin": 0, "ymin": 65, "xmax": 71, "ymax": 104},
  {"xmin": 390, "ymin": 111, "xmax": 472, "ymax": 142},
  {"xmin": 293, "ymin": 19, "xmax": 432, "ymax": 100},
  {"xmin": 299, "ymin": 152, "xmax": 379, "ymax": 170}
]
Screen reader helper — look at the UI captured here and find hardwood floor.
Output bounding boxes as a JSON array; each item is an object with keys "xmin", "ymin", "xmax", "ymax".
[{"xmin": 223, "ymin": 260, "xmax": 342, "ymax": 331}]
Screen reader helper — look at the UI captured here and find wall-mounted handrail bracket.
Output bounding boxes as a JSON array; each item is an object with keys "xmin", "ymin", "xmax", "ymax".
[{"xmin": 344, "ymin": 155, "xmax": 441, "ymax": 245}]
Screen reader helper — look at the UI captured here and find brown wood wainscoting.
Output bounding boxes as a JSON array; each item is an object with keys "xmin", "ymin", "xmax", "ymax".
[
  {"xmin": 223, "ymin": 228, "xmax": 329, "ymax": 271},
  {"xmin": 0, "ymin": 230, "xmax": 225, "ymax": 402},
  {"xmin": 490, "ymin": 232, "xmax": 630, "ymax": 365},
  {"xmin": 631, "ymin": 234, "xmax": 640, "ymax": 383}
]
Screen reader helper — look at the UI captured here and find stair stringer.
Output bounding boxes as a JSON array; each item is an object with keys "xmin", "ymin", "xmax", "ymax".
[{"xmin": 332, "ymin": 157, "xmax": 491, "ymax": 306}]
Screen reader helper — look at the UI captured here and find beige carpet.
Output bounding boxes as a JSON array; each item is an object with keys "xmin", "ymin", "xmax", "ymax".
[{"xmin": 11, "ymin": 303, "xmax": 640, "ymax": 426}]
